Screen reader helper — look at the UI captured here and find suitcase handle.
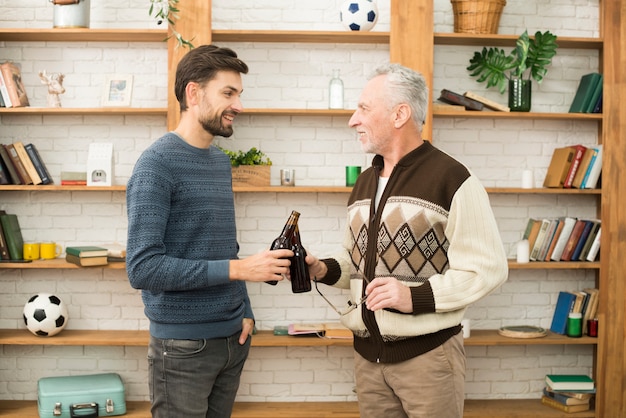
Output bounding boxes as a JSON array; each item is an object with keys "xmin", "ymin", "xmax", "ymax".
[{"xmin": 70, "ymin": 402, "xmax": 98, "ymax": 417}]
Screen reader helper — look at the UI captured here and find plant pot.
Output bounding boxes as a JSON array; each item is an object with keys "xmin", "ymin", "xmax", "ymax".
[
  {"xmin": 51, "ymin": 0, "xmax": 91, "ymax": 28},
  {"xmin": 508, "ymin": 79, "xmax": 532, "ymax": 112},
  {"xmin": 231, "ymin": 165, "xmax": 270, "ymax": 187}
]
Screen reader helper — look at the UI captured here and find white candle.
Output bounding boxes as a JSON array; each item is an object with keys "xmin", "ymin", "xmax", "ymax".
[
  {"xmin": 521, "ymin": 169, "xmax": 534, "ymax": 188},
  {"xmin": 517, "ymin": 239, "xmax": 530, "ymax": 263}
]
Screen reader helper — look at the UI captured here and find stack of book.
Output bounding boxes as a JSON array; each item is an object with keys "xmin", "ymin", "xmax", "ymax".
[
  {"xmin": 542, "ymin": 374, "xmax": 595, "ymax": 413},
  {"xmin": 549, "ymin": 288, "xmax": 599, "ymax": 335},
  {"xmin": 522, "ymin": 217, "xmax": 601, "ymax": 263},
  {"xmin": 0, "ymin": 142, "xmax": 53, "ymax": 186},
  {"xmin": 65, "ymin": 246, "xmax": 109, "ymax": 267},
  {"xmin": 543, "ymin": 144, "xmax": 602, "ymax": 189}
]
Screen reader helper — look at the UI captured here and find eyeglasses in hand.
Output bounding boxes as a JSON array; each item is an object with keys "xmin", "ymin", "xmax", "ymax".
[{"xmin": 313, "ymin": 277, "xmax": 367, "ymax": 317}]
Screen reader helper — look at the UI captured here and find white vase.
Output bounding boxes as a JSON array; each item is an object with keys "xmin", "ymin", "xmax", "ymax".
[{"xmin": 340, "ymin": 0, "xmax": 379, "ymax": 32}]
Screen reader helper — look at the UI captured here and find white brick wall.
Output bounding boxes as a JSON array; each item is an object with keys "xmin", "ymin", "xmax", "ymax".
[{"xmin": 0, "ymin": 0, "xmax": 599, "ymax": 402}]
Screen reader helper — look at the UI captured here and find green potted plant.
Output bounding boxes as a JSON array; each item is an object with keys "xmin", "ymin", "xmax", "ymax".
[
  {"xmin": 466, "ymin": 30, "xmax": 558, "ymax": 111},
  {"xmin": 218, "ymin": 146, "xmax": 272, "ymax": 187},
  {"xmin": 149, "ymin": 0, "xmax": 194, "ymax": 49}
]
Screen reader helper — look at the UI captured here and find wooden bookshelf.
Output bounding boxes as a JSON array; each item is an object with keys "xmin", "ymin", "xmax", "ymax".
[{"xmin": 0, "ymin": 28, "xmax": 167, "ymax": 42}]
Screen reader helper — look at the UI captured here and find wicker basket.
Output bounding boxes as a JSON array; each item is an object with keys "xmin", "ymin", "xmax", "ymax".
[{"xmin": 451, "ymin": 0, "xmax": 506, "ymax": 34}]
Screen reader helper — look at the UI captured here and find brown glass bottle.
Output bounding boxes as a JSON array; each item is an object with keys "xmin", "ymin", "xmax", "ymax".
[
  {"xmin": 267, "ymin": 210, "xmax": 300, "ymax": 285},
  {"xmin": 290, "ymin": 225, "xmax": 311, "ymax": 293}
]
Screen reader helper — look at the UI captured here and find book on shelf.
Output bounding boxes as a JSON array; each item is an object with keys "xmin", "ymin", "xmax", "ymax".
[
  {"xmin": 12, "ymin": 141, "xmax": 42, "ymax": 185},
  {"xmin": 61, "ymin": 170, "xmax": 87, "ymax": 186},
  {"xmin": 550, "ymin": 291, "xmax": 576, "ymax": 335},
  {"xmin": 463, "ymin": 91, "xmax": 510, "ymax": 112},
  {"xmin": 65, "ymin": 253, "xmax": 108, "ymax": 267},
  {"xmin": 65, "ymin": 245, "xmax": 109, "ymax": 258},
  {"xmin": 537, "ymin": 219, "xmax": 560, "ymax": 261},
  {"xmin": 438, "ymin": 89, "xmax": 484, "ymax": 111},
  {"xmin": 568, "ymin": 72, "xmax": 602, "ymax": 113},
  {"xmin": 0, "ymin": 156, "xmax": 11, "ymax": 185},
  {"xmin": 572, "ymin": 147, "xmax": 596, "ymax": 189},
  {"xmin": 3, "ymin": 143, "xmax": 32, "ymax": 184},
  {"xmin": 570, "ymin": 291, "xmax": 588, "ymax": 315},
  {"xmin": 546, "ymin": 374, "xmax": 594, "ymax": 391},
  {"xmin": 288, "ymin": 323, "xmax": 352, "ymax": 339},
  {"xmin": 543, "ymin": 146, "xmax": 575, "ymax": 188},
  {"xmin": 97, "ymin": 243, "xmax": 126, "ymax": 260},
  {"xmin": 0, "ymin": 213, "xmax": 24, "ymax": 260},
  {"xmin": 0, "ymin": 211, "xmax": 11, "ymax": 260},
  {"xmin": 581, "ymin": 288, "xmax": 599, "ymax": 334},
  {"xmin": 24, "ymin": 143, "xmax": 53, "ymax": 185},
  {"xmin": 570, "ymin": 220, "xmax": 595, "ymax": 261},
  {"xmin": 544, "ymin": 386, "xmax": 594, "ymax": 401},
  {"xmin": 0, "ymin": 145, "xmax": 21, "ymax": 184},
  {"xmin": 432, "ymin": 102, "xmax": 466, "ymax": 112},
  {"xmin": 0, "ymin": 61, "xmax": 30, "ymax": 108},
  {"xmin": 581, "ymin": 144, "xmax": 603, "ymax": 189},
  {"xmin": 529, "ymin": 219, "xmax": 551, "ymax": 261},
  {"xmin": 550, "ymin": 217, "xmax": 577, "ymax": 261},
  {"xmin": 542, "ymin": 387, "xmax": 591, "ymax": 406},
  {"xmin": 563, "ymin": 144, "xmax": 586, "ymax": 188},
  {"xmin": 0, "ymin": 66, "xmax": 13, "ymax": 108},
  {"xmin": 585, "ymin": 227, "xmax": 601, "ymax": 262},
  {"xmin": 584, "ymin": 73, "xmax": 603, "ymax": 113},
  {"xmin": 525, "ymin": 219, "xmax": 543, "ymax": 253},
  {"xmin": 578, "ymin": 220, "xmax": 601, "ymax": 261},
  {"xmin": 560, "ymin": 219, "xmax": 588, "ymax": 261},
  {"xmin": 544, "ymin": 219, "xmax": 565, "ymax": 261},
  {"xmin": 540, "ymin": 395, "xmax": 591, "ymax": 413}
]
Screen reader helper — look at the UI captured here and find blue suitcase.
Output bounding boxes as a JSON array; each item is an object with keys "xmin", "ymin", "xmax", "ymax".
[{"xmin": 38, "ymin": 373, "xmax": 126, "ymax": 417}]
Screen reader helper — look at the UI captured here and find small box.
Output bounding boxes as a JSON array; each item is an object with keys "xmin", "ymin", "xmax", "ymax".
[
  {"xmin": 38, "ymin": 372, "xmax": 126, "ymax": 417},
  {"xmin": 86, "ymin": 143, "xmax": 113, "ymax": 186}
]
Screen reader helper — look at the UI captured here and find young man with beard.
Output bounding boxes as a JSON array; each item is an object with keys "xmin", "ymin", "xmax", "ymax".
[
  {"xmin": 126, "ymin": 45, "xmax": 292, "ymax": 418},
  {"xmin": 307, "ymin": 63, "xmax": 508, "ymax": 418}
]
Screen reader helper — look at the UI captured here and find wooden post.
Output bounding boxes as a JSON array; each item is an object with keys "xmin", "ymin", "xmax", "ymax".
[
  {"xmin": 389, "ymin": 0, "xmax": 434, "ymax": 141},
  {"xmin": 167, "ymin": 0, "xmax": 212, "ymax": 130}
]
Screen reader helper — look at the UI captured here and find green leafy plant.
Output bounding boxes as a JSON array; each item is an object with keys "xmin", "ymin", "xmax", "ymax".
[
  {"xmin": 467, "ymin": 30, "xmax": 558, "ymax": 94},
  {"xmin": 149, "ymin": 0, "xmax": 194, "ymax": 49},
  {"xmin": 218, "ymin": 147, "xmax": 272, "ymax": 167}
]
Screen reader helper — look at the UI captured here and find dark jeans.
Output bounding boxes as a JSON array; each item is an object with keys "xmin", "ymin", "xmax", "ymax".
[{"xmin": 148, "ymin": 332, "xmax": 251, "ymax": 418}]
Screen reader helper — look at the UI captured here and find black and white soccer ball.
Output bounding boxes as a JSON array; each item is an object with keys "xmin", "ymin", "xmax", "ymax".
[
  {"xmin": 23, "ymin": 293, "xmax": 69, "ymax": 337},
  {"xmin": 340, "ymin": 0, "xmax": 379, "ymax": 31}
]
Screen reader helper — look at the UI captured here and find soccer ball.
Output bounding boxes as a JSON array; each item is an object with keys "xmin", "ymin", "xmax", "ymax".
[
  {"xmin": 23, "ymin": 293, "xmax": 69, "ymax": 337},
  {"xmin": 340, "ymin": 0, "xmax": 379, "ymax": 32}
]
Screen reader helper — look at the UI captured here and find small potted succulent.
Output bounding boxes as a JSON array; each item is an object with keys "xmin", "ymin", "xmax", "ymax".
[
  {"xmin": 467, "ymin": 30, "xmax": 558, "ymax": 111},
  {"xmin": 218, "ymin": 146, "xmax": 272, "ymax": 187}
]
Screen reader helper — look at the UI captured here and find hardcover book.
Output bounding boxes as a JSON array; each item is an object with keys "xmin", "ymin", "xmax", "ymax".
[
  {"xmin": 0, "ymin": 69, "xmax": 13, "ymax": 107},
  {"xmin": 543, "ymin": 146, "xmax": 575, "ymax": 188},
  {"xmin": 560, "ymin": 219, "xmax": 587, "ymax": 261},
  {"xmin": 549, "ymin": 291, "xmax": 576, "ymax": 334},
  {"xmin": 581, "ymin": 144, "xmax": 603, "ymax": 189},
  {"xmin": 585, "ymin": 228, "xmax": 601, "ymax": 262},
  {"xmin": 0, "ymin": 61, "xmax": 30, "ymax": 108},
  {"xmin": 584, "ymin": 73, "xmax": 603, "ymax": 113},
  {"xmin": 24, "ymin": 143, "xmax": 53, "ymax": 185},
  {"xmin": 541, "ymin": 395, "xmax": 591, "ymax": 413},
  {"xmin": 4, "ymin": 143, "xmax": 32, "ymax": 184},
  {"xmin": 65, "ymin": 246, "xmax": 109, "ymax": 258},
  {"xmin": 568, "ymin": 72, "xmax": 602, "ymax": 113},
  {"xmin": 563, "ymin": 144, "xmax": 586, "ymax": 188},
  {"xmin": 550, "ymin": 217, "xmax": 577, "ymax": 261},
  {"xmin": 0, "ymin": 215, "xmax": 10, "ymax": 260},
  {"xmin": 65, "ymin": 253, "xmax": 108, "ymax": 267},
  {"xmin": 0, "ymin": 145, "xmax": 21, "ymax": 184},
  {"xmin": 438, "ymin": 89, "xmax": 484, "ymax": 111},
  {"xmin": 12, "ymin": 141, "xmax": 42, "ymax": 185},
  {"xmin": 0, "ymin": 213, "xmax": 24, "ymax": 260},
  {"xmin": 463, "ymin": 91, "xmax": 510, "ymax": 112},
  {"xmin": 572, "ymin": 147, "xmax": 596, "ymax": 188},
  {"xmin": 542, "ymin": 387, "xmax": 591, "ymax": 406},
  {"xmin": 545, "ymin": 374, "xmax": 594, "ymax": 391},
  {"xmin": 570, "ymin": 220, "xmax": 595, "ymax": 261}
]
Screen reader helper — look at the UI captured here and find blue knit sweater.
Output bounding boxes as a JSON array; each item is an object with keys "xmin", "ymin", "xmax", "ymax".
[{"xmin": 126, "ymin": 132, "xmax": 253, "ymax": 340}]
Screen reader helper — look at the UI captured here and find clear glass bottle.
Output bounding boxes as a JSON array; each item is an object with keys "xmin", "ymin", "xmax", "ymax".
[{"xmin": 329, "ymin": 69, "xmax": 344, "ymax": 109}]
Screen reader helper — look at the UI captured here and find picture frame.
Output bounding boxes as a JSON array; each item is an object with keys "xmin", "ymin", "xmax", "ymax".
[{"xmin": 102, "ymin": 74, "xmax": 133, "ymax": 107}]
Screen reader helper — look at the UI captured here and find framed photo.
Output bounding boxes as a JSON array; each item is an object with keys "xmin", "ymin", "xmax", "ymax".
[{"xmin": 102, "ymin": 74, "xmax": 133, "ymax": 107}]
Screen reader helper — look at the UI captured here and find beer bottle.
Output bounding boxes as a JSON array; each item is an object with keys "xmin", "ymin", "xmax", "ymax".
[
  {"xmin": 290, "ymin": 224, "xmax": 311, "ymax": 293},
  {"xmin": 267, "ymin": 210, "xmax": 300, "ymax": 285}
]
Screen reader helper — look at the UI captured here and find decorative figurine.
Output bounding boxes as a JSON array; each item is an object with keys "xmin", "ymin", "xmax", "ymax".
[{"xmin": 38, "ymin": 70, "xmax": 65, "ymax": 108}]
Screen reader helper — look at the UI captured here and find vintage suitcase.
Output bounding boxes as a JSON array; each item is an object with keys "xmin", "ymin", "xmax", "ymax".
[{"xmin": 38, "ymin": 372, "xmax": 126, "ymax": 417}]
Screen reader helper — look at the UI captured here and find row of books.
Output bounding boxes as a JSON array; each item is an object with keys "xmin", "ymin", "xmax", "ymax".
[
  {"xmin": 542, "ymin": 374, "xmax": 595, "ymax": 413},
  {"xmin": 550, "ymin": 288, "xmax": 599, "ymax": 335},
  {"xmin": 0, "ymin": 61, "xmax": 30, "ymax": 108},
  {"xmin": 0, "ymin": 142, "xmax": 53, "ymax": 185},
  {"xmin": 543, "ymin": 143, "xmax": 602, "ymax": 189},
  {"xmin": 568, "ymin": 72, "xmax": 603, "ymax": 114},
  {"xmin": 523, "ymin": 217, "xmax": 601, "ymax": 262}
]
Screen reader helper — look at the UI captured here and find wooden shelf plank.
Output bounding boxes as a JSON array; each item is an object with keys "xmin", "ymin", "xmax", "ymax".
[
  {"xmin": 0, "ymin": 329, "xmax": 597, "ymax": 348},
  {"xmin": 486, "ymin": 187, "xmax": 601, "ymax": 195},
  {"xmin": 434, "ymin": 110, "xmax": 602, "ymax": 120},
  {"xmin": 0, "ymin": 399, "xmax": 595, "ymax": 418},
  {"xmin": 0, "ymin": 107, "xmax": 166, "ymax": 115},
  {"xmin": 508, "ymin": 260, "xmax": 600, "ymax": 269},
  {"xmin": 0, "ymin": 28, "xmax": 168, "ymax": 42},
  {"xmin": 435, "ymin": 32, "xmax": 602, "ymax": 50},
  {"xmin": 212, "ymin": 29, "xmax": 389, "ymax": 44},
  {"xmin": 0, "ymin": 185, "xmax": 126, "ymax": 191},
  {"xmin": 0, "ymin": 259, "xmax": 125, "ymax": 269}
]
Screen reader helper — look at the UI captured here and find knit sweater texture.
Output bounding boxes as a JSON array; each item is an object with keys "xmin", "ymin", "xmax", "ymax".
[
  {"xmin": 126, "ymin": 132, "xmax": 253, "ymax": 340},
  {"xmin": 321, "ymin": 141, "xmax": 508, "ymax": 363}
]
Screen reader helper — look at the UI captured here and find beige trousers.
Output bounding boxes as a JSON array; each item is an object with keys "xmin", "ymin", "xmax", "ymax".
[{"xmin": 354, "ymin": 331, "xmax": 465, "ymax": 418}]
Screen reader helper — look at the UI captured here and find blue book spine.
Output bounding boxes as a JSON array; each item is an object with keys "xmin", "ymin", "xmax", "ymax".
[
  {"xmin": 550, "ymin": 291, "xmax": 576, "ymax": 334},
  {"xmin": 571, "ymin": 221, "xmax": 594, "ymax": 261}
]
